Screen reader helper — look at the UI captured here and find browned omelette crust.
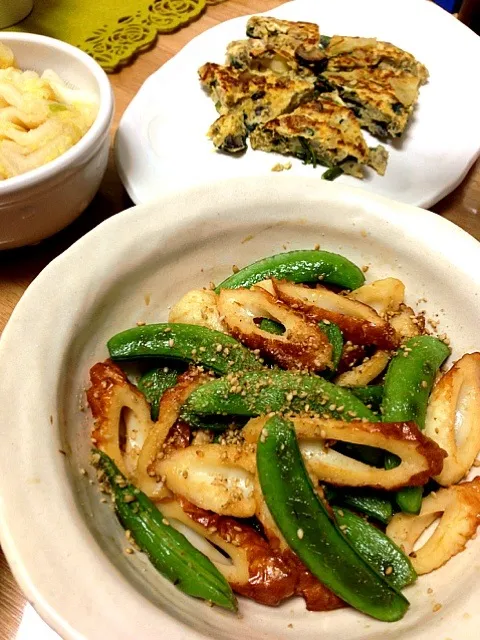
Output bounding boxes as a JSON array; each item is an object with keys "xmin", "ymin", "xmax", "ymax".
[
  {"xmin": 250, "ymin": 99, "xmax": 388, "ymax": 178},
  {"xmin": 322, "ymin": 66, "xmax": 422, "ymax": 138},
  {"xmin": 325, "ymin": 35, "xmax": 428, "ymax": 84},
  {"xmin": 199, "ymin": 62, "xmax": 315, "ymax": 114},
  {"xmin": 178, "ymin": 497, "xmax": 344, "ymax": 610}
]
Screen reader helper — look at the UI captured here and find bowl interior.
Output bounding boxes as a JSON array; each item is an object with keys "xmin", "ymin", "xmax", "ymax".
[
  {"xmin": 3, "ymin": 37, "xmax": 100, "ymax": 95},
  {"xmin": 1, "ymin": 178, "xmax": 480, "ymax": 640}
]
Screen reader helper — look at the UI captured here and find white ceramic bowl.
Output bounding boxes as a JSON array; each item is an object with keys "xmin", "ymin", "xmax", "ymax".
[
  {"xmin": 0, "ymin": 177, "xmax": 480, "ymax": 640},
  {"xmin": 0, "ymin": 32, "xmax": 114, "ymax": 250}
]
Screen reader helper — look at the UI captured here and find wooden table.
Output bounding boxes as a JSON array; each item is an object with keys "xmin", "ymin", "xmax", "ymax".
[{"xmin": 0, "ymin": 1, "xmax": 479, "ymax": 637}]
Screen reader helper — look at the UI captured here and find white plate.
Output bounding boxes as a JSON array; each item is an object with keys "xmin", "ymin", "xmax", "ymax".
[
  {"xmin": 115, "ymin": 0, "xmax": 480, "ymax": 208},
  {"xmin": 1, "ymin": 177, "xmax": 480, "ymax": 640}
]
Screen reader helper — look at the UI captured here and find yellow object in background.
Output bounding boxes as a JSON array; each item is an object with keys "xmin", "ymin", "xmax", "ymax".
[{"xmin": 7, "ymin": 0, "xmax": 228, "ymax": 73}]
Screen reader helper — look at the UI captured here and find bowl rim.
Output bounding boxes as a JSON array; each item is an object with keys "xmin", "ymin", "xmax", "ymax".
[
  {"xmin": 0, "ymin": 32, "xmax": 113, "ymax": 195},
  {"xmin": 1, "ymin": 176, "xmax": 480, "ymax": 639}
]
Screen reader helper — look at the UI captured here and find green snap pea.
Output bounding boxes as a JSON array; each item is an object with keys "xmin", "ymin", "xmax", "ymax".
[
  {"xmin": 257, "ymin": 416, "xmax": 409, "ymax": 622},
  {"xmin": 258, "ymin": 318, "xmax": 284, "ymax": 335},
  {"xmin": 107, "ymin": 323, "xmax": 264, "ymax": 375},
  {"xmin": 138, "ymin": 368, "xmax": 179, "ymax": 421},
  {"xmin": 319, "ymin": 320, "xmax": 343, "ymax": 375},
  {"xmin": 333, "ymin": 507, "xmax": 417, "ymax": 590},
  {"xmin": 347, "ymin": 385, "xmax": 384, "ymax": 411},
  {"xmin": 215, "ymin": 250, "xmax": 365, "ymax": 292},
  {"xmin": 93, "ymin": 450, "xmax": 237, "ymax": 611},
  {"xmin": 382, "ymin": 336, "xmax": 450, "ymax": 514},
  {"xmin": 327, "ymin": 487, "xmax": 393, "ymax": 525},
  {"xmin": 181, "ymin": 370, "xmax": 377, "ymax": 426}
]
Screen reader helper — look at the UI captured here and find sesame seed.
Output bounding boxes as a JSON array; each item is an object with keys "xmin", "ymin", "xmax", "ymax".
[
  {"xmin": 337, "ymin": 510, "xmax": 344, "ymax": 517},
  {"xmin": 168, "ymin": 338, "xmax": 175, "ymax": 348},
  {"xmin": 297, "ymin": 528, "xmax": 304, "ymax": 539},
  {"xmin": 320, "ymin": 429, "xmax": 327, "ymax": 438},
  {"xmin": 314, "ymin": 244, "xmax": 320, "ymax": 250},
  {"xmin": 421, "ymin": 380, "xmax": 428, "ymax": 388},
  {"xmin": 162, "ymin": 518, "xmax": 170, "ymax": 526},
  {"xmin": 216, "ymin": 343, "xmax": 223, "ymax": 353},
  {"xmin": 322, "ymin": 319, "xmax": 331, "ymax": 325},
  {"xmin": 385, "ymin": 566, "xmax": 393, "ymax": 575},
  {"xmin": 125, "ymin": 548, "xmax": 134, "ymax": 555},
  {"xmin": 432, "ymin": 603, "xmax": 442, "ymax": 613}
]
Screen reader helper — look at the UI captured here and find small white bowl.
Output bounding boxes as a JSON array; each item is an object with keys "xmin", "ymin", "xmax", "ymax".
[
  {"xmin": 0, "ymin": 177, "xmax": 480, "ymax": 639},
  {"xmin": 0, "ymin": 32, "xmax": 114, "ymax": 250}
]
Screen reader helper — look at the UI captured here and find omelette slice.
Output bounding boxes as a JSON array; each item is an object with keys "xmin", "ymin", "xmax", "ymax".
[
  {"xmin": 199, "ymin": 62, "xmax": 317, "ymax": 153},
  {"xmin": 325, "ymin": 36, "xmax": 428, "ymax": 85},
  {"xmin": 249, "ymin": 99, "xmax": 388, "ymax": 178},
  {"xmin": 245, "ymin": 16, "xmax": 320, "ymax": 49},
  {"xmin": 322, "ymin": 67, "xmax": 422, "ymax": 138},
  {"xmin": 226, "ymin": 38, "xmax": 324, "ymax": 79}
]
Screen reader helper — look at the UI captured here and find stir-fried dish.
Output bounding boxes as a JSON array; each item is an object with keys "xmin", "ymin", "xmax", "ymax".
[
  {"xmin": 0, "ymin": 42, "xmax": 98, "ymax": 180},
  {"xmin": 198, "ymin": 16, "xmax": 428, "ymax": 180},
  {"xmin": 88, "ymin": 249, "xmax": 480, "ymax": 621}
]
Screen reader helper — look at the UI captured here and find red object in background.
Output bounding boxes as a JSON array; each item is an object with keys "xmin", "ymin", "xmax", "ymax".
[{"xmin": 458, "ymin": 0, "xmax": 480, "ymax": 35}]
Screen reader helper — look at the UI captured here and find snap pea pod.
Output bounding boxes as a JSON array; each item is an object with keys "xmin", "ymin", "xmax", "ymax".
[
  {"xmin": 257, "ymin": 416, "xmax": 409, "ymax": 622},
  {"xmin": 138, "ymin": 368, "xmax": 179, "ymax": 421},
  {"xmin": 181, "ymin": 370, "xmax": 378, "ymax": 426},
  {"xmin": 93, "ymin": 450, "xmax": 237, "ymax": 611},
  {"xmin": 333, "ymin": 507, "xmax": 417, "ymax": 590},
  {"xmin": 258, "ymin": 318, "xmax": 284, "ymax": 335},
  {"xmin": 347, "ymin": 385, "xmax": 384, "ymax": 411},
  {"xmin": 327, "ymin": 487, "xmax": 393, "ymax": 525},
  {"xmin": 382, "ymin": 336, "xmax": 450, "ymax": 514},
  {"xmin": 215, "ymin": 250, "xmax": 365, "ymax": 292},
  {"xmin": 107, "ymin": 323, "xmax": 264, "ymax": 375},
  {"xmin": 319, "ymin": 320, "xmax": 343, "ymax": 375}
]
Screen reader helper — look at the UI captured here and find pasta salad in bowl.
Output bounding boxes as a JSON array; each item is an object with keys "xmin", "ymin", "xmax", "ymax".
[{"xmin": 0, "ymin": 176, "xmax": 479, "ymax": 639}]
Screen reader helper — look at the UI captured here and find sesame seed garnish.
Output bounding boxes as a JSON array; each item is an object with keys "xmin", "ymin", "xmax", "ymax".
[
  {"xmin": 162, "ymin": 518, "xmax": 170, "ymax": 526},
  {"xmin": 385, "ymin": 566, "xmax": 393, "ymax": 575},
  {"xmin": 168, "ymin": 338, "xmax": 175, "ymax": 348},
  {"xmin": 322, "ymin": 319, "xmax": 331, "ymax": 325},
  {"xmin": 297, "ymin": 528, "xmax": 304, "ymax": 539},
  {"xmin": 432, "ymin": 603, "xmax": 442, "ymax": 613},
  {"xmin": 421, "ymin": 380, "xmax": 428, "ymax": 388},
  {"xmin": 320, "ymin": 429, "xmax": 327, "ymax": 439},
  {"xmin": 125, "ymin": 548, "xmax": 134, "ymax": 555}
]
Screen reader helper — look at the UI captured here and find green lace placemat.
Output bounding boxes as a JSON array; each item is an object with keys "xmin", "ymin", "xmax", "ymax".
[{"xmin": 7, "ymin": 0, "xmax": 228, "ymax": 73}]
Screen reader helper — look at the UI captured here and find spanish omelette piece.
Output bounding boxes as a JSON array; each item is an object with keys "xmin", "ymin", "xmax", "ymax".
[
  {"xmin": 199, "ymin": 62, "xmax": 319, "ymax": 152},
  {"xmin": 199, "ymin": 62, "xmax": 315, "ymax": 116},
  {"xmin": 207, "ymin": 112, "xmax": 248, "ymax": 154},
  {"xmin": 322, "ymin": 67, "xmax": 422, "ymax": 138},
  {"xmin": 325, "ymin": 36, "xmax": 428, "ymax": 85},
  {"xmin": 226, "ymin": 38, "xmax": 322, "ymax": 79},
  {"xmin": 249, "ymin": 99, "xmax": 388, "ymax": 178},
  {"xmin": 245, "ymin": 16, "xmax": 320, "ymax": 49}
]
